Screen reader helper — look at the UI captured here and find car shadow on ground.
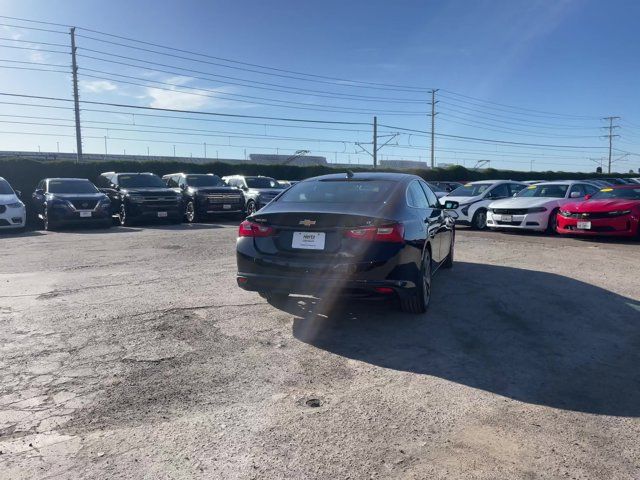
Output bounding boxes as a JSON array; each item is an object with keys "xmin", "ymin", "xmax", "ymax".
[{"xmin": 281, "ymin": 262, "xmax": 640, "ymax": 417}]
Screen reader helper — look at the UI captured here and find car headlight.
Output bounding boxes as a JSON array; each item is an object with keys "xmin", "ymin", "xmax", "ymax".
[
  {"xmin": 559, "ymin": 210, "xmax": 571, "ymax": 217},
  {"xmin": 527, "ymin": 207, "xmax": 547, "ymax": 213},
  {"xmin": 6, "ymin": 201, "xmax": 23, "ymax": 209},
  {"xmin": 98, "ymin": 198, "xmax": 111, "ymax": 207},
  {"xmin": 607, "ymin": 209, "xmax": 631, "ymax": 216},
  {"xmin": 50, "ymin": 197, "xmax": 71, "ymax": 208}
]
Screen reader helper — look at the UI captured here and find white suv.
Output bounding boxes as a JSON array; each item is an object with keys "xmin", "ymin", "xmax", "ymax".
[
  {"xmin": 444, "ymin": 180, "xmax": 527, "ymax": 229},
  {"xmin": 0, "ymin": 177, "xmax": 26, "ymax": 231}
]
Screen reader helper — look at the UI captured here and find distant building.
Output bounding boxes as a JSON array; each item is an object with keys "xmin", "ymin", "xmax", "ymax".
[
  {"xmin": 248, "ymin": 154, "xmax": 327, "ymax": 166},
  {"xmin": 379, "ymin": 159, "xmax": 431, "ymax": 170}
]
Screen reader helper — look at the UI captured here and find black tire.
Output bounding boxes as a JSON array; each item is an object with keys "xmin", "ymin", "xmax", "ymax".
[
  {"xmin": 442, "ymin": 232, "xmax": 454, "ymax": 269},
  {"xmin": 119, "ymin": 203, "xmax": 133, "ymax": 227},
  {"xmin": 546, "ymin": 208, "xmax": 559, "ymax": 234},
  {"xmin": 185, "ymin": 201, "xmax": 197, "ymax": 223},
  {"xmin": 42, "ymin": 206, "xmax": 55, "ymax": 231},
  {"xmin": 400, "ymin": 249, "xmax": 432, "ymax": 314},
  {"xmin": 259, "ymin": 291, "xmax": 289, "ymax": 307},
  {"xmin": 246, "ymin": 200, "xmax": 257, "ymax": 217},
  {"xmin": 471, "ymin": 208, "xmax": 488, "ymax": 230}
]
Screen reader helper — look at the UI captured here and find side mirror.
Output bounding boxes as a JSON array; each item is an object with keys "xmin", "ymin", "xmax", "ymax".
[
  {"xmin": 180, "ymin": 184, "xmax": 187, "ymax": 190},
  {"xmin": 34, "ymin": 188, "xmax": 44, "ymax": 195},
  {"xmin": 570, "ymin": 191, "xmax": 582, "ymax": 198},
  {"xmin": 584, "ymin": 194, "xmax": 592, "ymax": 200}
]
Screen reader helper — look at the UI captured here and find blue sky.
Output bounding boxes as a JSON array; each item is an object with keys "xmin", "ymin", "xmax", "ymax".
[{"xmin": 0, "ymin": 0, "xmax": 639, "ymax": 172}]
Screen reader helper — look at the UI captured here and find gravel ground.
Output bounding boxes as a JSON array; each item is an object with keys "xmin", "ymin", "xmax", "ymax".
[{"xmin": 0, "ymin": 223, "xmax": 638, "ymax": 479}]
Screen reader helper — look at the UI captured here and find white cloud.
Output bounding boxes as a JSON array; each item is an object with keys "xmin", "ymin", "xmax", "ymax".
[
  {"xmin": 29, "ymin": 49, "xmax": 47, "ymax": 64},
  {"xmin": 146, "ymin": 87, "xmax": 209, "ymax": 110},
  {"xmin": 81, "ymin": 80, "xmax": 118, "ymax": 93}
]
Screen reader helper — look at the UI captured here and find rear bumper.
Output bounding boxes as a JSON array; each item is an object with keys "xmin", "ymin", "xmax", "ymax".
[
  {"xmin": 237, "ymin": 272, "xmax": 417, "ymax": 299},
  {"xmin": 556, "ymin": 214, "xmax": 638, "ymax": 237}
]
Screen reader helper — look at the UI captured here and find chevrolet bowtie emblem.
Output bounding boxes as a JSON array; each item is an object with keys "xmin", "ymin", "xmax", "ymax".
[{"xmin": 299, "ymin": 219, "xmax": 316, "ymax": 227}]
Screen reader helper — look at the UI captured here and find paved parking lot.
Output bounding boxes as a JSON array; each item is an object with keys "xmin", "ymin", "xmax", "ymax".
[{"xmin": 0, "ymin": 223, "xmax": 639, "ymax": 479}]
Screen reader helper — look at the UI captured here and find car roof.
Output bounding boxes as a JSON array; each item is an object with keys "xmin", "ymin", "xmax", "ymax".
[
  {"xmin": 466, "ymin": 179, "xmax": 520, "ymax": 184},
  {"xmin": 604, "ymin": 185, "xmax": 640, "ymax": 189},
  {"xmin": 45, "ymin": 178, "xmax": 91, "ymax": 181},
  {"xmin": 308, "ymin": 172, "xmax": 419, "ymax": 182}
]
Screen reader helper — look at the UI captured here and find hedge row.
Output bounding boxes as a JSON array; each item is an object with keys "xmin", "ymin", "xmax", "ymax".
[{"xmin": 0, "ymin": 158, "xmax": 634, "ymax": 197}]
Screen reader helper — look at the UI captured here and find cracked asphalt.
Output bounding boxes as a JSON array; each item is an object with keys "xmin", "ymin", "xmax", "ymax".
[{"xmin": 0, "ymin": 223, "xmax": 639, "ymax": 479}]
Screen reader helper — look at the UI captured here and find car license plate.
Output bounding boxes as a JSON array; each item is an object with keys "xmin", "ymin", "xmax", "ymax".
[
  {"xmin": 502, "ymin": 214, "xmax": 512, "ymax": 222},
  {"xmin": 577, "ymin": 221, "xmax": 591, "ymax": 230},
  {"xmin": 79, "ymin": 211, "xmax": 92, "ymax": 218},
  {"xmin": 292, "ymin": 231, "xmax": 325, "ymax": 250},
  {"xmin": 223, "ymin": 204, "xmax": 231, "ymax": 209},
  {"xmin": 157, "ymin": 211, "xmax": 168, "ymax": 218}
]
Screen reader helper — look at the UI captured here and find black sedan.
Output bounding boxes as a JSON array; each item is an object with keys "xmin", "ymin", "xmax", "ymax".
[
  {"xmin": 32, "ymin": 178, "xmax": 112, "ymax": 230},
  {"xmin": 236, "ymin": 172, "xmax": 457, "ymax": 313}
]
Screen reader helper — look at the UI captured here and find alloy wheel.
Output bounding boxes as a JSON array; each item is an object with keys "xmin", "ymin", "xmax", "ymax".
[{"xmin": 186, "ymin": 201, "xmax": 195, "ymax": 222}]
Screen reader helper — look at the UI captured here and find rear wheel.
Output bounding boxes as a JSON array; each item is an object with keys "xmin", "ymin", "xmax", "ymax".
[
  {"xmin": 471, "ymin": 209, "xmax": 488, "ymax": 230},
  {"xmin": 546, "ymin": 208, "xmax": 559, "ymax": 234},
  {"xmin": 400, "ymin": 250, "xmax": 432, "ymax": 314}
]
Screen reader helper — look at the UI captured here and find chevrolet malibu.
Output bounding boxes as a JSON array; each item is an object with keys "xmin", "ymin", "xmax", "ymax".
[
  {"xmin": 236, "ymin": 172, "xmax": 457, "ymax": 313},
  {"xmin": 487, "ymin": 181, "xmax": 599, "ymax": 233},
  {"xmin": 557, "ymin": 185, "xmax": 640, "ymax": 238}
]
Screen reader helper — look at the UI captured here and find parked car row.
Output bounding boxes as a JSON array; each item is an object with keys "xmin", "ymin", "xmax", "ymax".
[
  {"xmin": 0, "ymin": 172, "xmax": 290, "ymax": 231},
  {"xmin": 437, "ymin": 178, "xmax": 640, "ymax": 239}
]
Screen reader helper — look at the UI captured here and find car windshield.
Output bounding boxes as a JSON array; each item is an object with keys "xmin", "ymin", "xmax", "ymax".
[
  {"xmin": 246, "ymin": 177, "xmax": 282, "ymax": 189},
  {"xmin": 516, "ymin": 184, "xmax": 569, "ymax": 198},
  {"xmin": 449, "ymin": 183, "xmax": 492, "ymax": 197},
  {"xmin": 591, "ymin": 187, "xmax": 640, "ymax": 200},
  {"xmin": 0, "ymin": 179, "xmax": 14, "ymax": 195},
  {"xmin": 118, "ymin": 174, "xmax": 166, "ymax": 188},
  {"xmin": 48, "ymin": 180, "xmax": 98, "ymax": 194},
  {"xmin": 186, "ymin": 175, "xmax": 225, "ymax": 187},
  {"xmin": 279, "ymin": 179, "xmax": 394, "ymax": 203}
]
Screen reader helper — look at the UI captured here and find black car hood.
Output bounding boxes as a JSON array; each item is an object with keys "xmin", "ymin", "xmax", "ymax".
[{"xmin": 120, "ymin": 187, "xmax": 177, "ymax": 195}]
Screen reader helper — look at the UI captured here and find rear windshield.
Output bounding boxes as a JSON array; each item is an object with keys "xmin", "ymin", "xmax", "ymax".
[
  {"xmin": 517, "ymin": 184, "xmax": 569, "ymax": 198},
  {"xmin": 279, "ymin": 180, "xmax": 395, "ymax": 203},
  {"xmin": 118, "ymin": 174, "xmax": 166, "ymax": 188},
  {"xmin": 0, "ymin": 179, "xmax": 14, "ymax": 195},
  {"xmin": 592, "ymin": 187, "xmax": 640, "ymax": 200},
  {"xmin": 48, "ymin": 180, "xmax": 98, "ymax": 194},
  {"xmin": 246, "ymin": 177, "xmax": 282, "ymax": 189},
  {"xmin": 186, "ymin": 175, "xmax": 225, "ymax": 187},
  {"xmin": 449, "ymin": 183, "xmax": 492, "ymax": 197}
]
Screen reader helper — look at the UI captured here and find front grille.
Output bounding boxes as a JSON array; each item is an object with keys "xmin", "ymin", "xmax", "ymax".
[
  {"xmin": 70, "ymin": 199, "xmax": 99, "ymax": 210},
  {"xmin": 492, "ymin": 208, "xmax": 528, "ymax": 215},
  {"xmin": 565, "ymin": 225, "xmax": 617, "ymax": 232},
  {"xmin": 134, "ymin": 196, "xmax": 180, "ymax": 209},
  {"xmin": 562, "ymin": 212, "xmax": 622, "ymax": 219},
  {"xmin": 496, "ymin": 220, "xmax": 523, "ymax": 226},
  {"xmin": 0, "ymin": 205, "xmax": 6, "ymax": 214},
  {"xmin": 205, "ymin": 194, "xmax": 243, "ymax": 203}
]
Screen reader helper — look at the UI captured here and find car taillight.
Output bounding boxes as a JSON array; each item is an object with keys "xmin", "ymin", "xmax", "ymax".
[
  {"xmin": 344, "ymin": 223, "xmax": 404, "ymax": 243},
  {"xmin": 238, "ymin": 220, "xmax": 275, "ymax": 237}
]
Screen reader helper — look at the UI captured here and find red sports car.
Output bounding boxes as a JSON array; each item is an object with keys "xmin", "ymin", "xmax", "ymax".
[{"xmin": 557, "ymin": 185, "xmax": 640, "ymax": 238}]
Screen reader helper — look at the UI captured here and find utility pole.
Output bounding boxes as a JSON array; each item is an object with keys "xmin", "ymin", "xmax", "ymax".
[
  {"xmin": 602, "ymin": 116, "xmax": 620, "ymax": 174},
  {"xmin": 70, "ymin": 27, "xmax": 83, "ymax": 164},
  {"xmin": 203, "ymin": 142, "xmax": 207, "ymax": 158},
  {"xmin": 373, "ymin": 116, "xmax": 378, "ymax": 168},
  {"xmin": 430, "ymin": 89, "xmax": 439, "ymax": 169}
]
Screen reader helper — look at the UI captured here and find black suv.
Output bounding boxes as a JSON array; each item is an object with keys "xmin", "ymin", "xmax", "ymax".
[
  {"xmin": 163, "ymin": 173, "xmax": 245, "ymax": 222},
  {"xmin": 96, "ymin": 172, "xmax": 183, "ymax": 226},
  {"xmin": 31, "ymin": 178, "xmax": 112, "ymax": 230},
  {"xmin": 222, "ymin": 175, "xmax": 285, "ymax": 216}
]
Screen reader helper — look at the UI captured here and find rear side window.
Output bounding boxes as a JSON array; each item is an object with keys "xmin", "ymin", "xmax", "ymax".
[
  {"xmin": 406, "ymin": 181, "xmax": 430, "ymax": 209},
  {"xmin": 487, "ymin": 183, "xmax": 509, "ymax": 199},
  {"xmin": 279, "ymin": 180, "xmax": 395, "ymax": 203}
]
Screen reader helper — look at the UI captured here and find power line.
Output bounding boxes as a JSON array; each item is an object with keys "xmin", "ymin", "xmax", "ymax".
[
  {"xmin": 76, "ymin": 51, "xmax": 426, "ymax": 103},
  {"xmin": 0, "ymin": 21, "xmax": 68, "ymax": 34},
  {"xmin": 78, "ymin": 70, "xmax": 428, "ymax": 115}
]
